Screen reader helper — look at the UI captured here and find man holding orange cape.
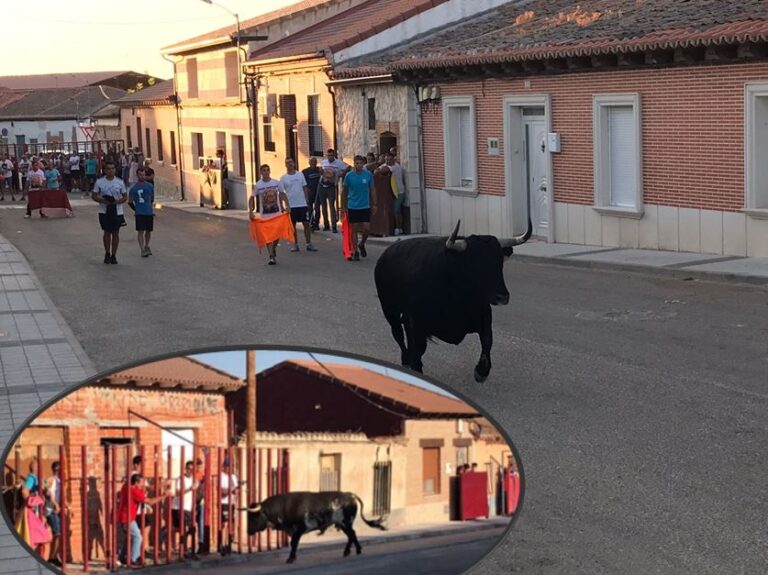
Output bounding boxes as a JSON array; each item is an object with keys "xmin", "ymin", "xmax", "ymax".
[{"xmin": 249, "ymin": 164, "xmax": 292, "ymax": 265}]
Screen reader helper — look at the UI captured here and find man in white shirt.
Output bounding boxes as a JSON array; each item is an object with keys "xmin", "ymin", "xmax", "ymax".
[
  {"xmin": 171, "ymin": 461, "xmax": 199, "ymax": 560},
  {"xmin": 91, "ymin": 161, "xmax": 128, "ymax": 264},
  {"xmin": 68, "ymin": 152, "xmax": 81, "ymax": 192},
  {"xmin": 280, "ymin": 158, "xmax": 317, "ymax": 253},
  {"xmin": 24, "ymin": 159, "xmax": 47, "ymax": 219},
  {"xmin": 249, "ymin": 164, "xmax": 289, "ymax": 265},
  {"xmin": 0, "ymin": 155, "xmax": 14, "ymax": 201},
  {"xmin": 320, "ymin": 149, "xmax": 349, "ymax": 231},
  {"xmin": 218, "ymin": 459, "xmax": 239, "ymax": 557}
]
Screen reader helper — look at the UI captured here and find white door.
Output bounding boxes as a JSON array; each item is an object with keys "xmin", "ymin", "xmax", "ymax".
[
  {"xmin": 524, "ymin": 118, "xmax": 549, "ymax": 237},
  {"xmin": 161, "ymin": 428, "xmax": 195, "ymax": 477}
]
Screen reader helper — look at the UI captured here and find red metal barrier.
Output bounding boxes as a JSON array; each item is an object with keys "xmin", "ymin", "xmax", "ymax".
[
  {"xmin": 503, "ymin": 468, "xmax": 520, "ymax": 515},
  {"xmin": 458, "ymin": 472, "xmax": 489, "ymax": 520},
  {"xmin": 81, "ymin": 445, "xmax": 88, "ymax": 572},
  {"xmin": 59, "ymin": 445, "xmax": 68, "ymax": 573}
]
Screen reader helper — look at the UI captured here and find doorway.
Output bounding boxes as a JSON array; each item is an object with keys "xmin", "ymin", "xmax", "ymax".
[
  {"xmin": 504, "ymin": 96, "xmax": 553, "ymax": 241},
  {"xmin": 379, "ymin": 132, "xmax": 397, "ymax": 156}
]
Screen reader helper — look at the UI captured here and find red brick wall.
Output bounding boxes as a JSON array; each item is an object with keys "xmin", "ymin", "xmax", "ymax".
[{"xmin": 422, "ymin": 62, "xmax": 768, "ymax": 212}]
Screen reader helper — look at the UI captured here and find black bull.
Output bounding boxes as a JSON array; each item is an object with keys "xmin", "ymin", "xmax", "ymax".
[
  {"xmin": 375, "ymin": 219, "xmax": 532, "ymax": 382},
  {"xmin": 246, "ymin": 491, "xmax": 386, "ymax": 563}
]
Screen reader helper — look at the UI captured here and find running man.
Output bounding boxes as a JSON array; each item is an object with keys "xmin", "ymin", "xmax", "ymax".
[
  {"xmin": 249, "ymin": 164, "xmax": 289, "ymax": 265},
  {"xmin": 92, "ymin": 161, "xmax": 128, "ymax": 264},
  {"xmin": 341, "ymin": 155, "xmax": 376, "ymax": 261},
  {"xmin": 280, "ymin": 158, "xmax": 317, "ymax": 252},
  {"xmin": 128, "ymin": 167, "xmax": 155, "ymax": 257}
]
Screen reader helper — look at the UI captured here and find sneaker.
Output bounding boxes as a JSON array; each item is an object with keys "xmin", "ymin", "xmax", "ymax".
[
  {"xmin": 359, "ymin": 243, "xmax": 367, "ymax": 258},
  {"xmin": 104, "ymin": 253, "xmax": 111, "ymax": 264},
  {"xmin": 23, "ymin": 214, "xmax": 31, "ymax": 219},
  {"xmin": 141, "ymin": 247, "xmax": 149, "ymax": 257},
  {"xmin": 323, "ymin": 227, "xmax": 330, "ymax": 232},
  {"xmin": 290, "ymin": 244, "xmax": 300, "ymax": 252},
  {"xmin": 352, "ymin": 252, "xmax": 360, "ymax": 261},
  {"xmin": 332, "ymin": 228, "xmax": 338, "ymax": 234},
  {"xmin": 146, "ymin": 246, "xmax": 152, "ymax": 256},
  {"xmin": 268, "ymin": 257, "xmax": 276, "ymax": 265},
  {"xmin": 394, "ymin": 228, "xmax": 402, "ymax": 236},
  {"xmin": 109, "ymin": 255, "xmax": 118, "ymax": 265},
  {"xmin": 306, "ymin": 244, "xmax": 318, "ymax": 252}
]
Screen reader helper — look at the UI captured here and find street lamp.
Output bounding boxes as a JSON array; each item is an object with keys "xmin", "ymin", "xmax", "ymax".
[{"xmin": 200, "ymin": 0, "xmax": 242, "ymax": 63}]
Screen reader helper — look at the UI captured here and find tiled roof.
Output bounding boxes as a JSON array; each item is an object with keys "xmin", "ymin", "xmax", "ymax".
[
  {"xmin": 162, "ymin": 0, "xmax": 335, "ymax": 53},
  {"xmin": 0, "ymin": 71, "xmax": 146, "ymax": 90},
  {"xmin": 273, "ymin": 360, "xmax": 478, "ymax": 418},
  {"xmin": 0, "ymin": 86, "xmax": 126, "ymax": 120},
  {"xmin": 249, "ymin": 0, "xmax": 452, "ymax": 63},
  {"xmin": 115, "ymin": 80, "xmax": 175, "ymax": 106},
  {"xmin": 98, "ymin": 356, "xmax": 244, "ymax": 392},
  {"xmin": 337, "ymin": 0, "xmax": 768, "ymax": 76}
]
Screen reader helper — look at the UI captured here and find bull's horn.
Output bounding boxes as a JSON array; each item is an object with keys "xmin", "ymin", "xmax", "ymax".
[
  {"xmin": 499, "ymin": 218, "xmax": 533, "ymax": 248},
  {"xmin": 247, "ymin": 502, "xmax": 261, "ymax": 512},
  {"xmin": 446, "ymin": 220, "xmax": 467, "ymax": 252}
]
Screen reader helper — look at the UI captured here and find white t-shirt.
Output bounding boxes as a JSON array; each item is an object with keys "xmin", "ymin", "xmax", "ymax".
[
  {"xmin": 220, "ymin": 472, "xmax": 239, "ymax": 505},
  {"xmin": 320, "ymin": 158, "xmax": 349, "ymax": 184},
  {"xmin": 171, "ymin": 475, "xmax": 196, "ymax": 512},
  {"xmin": 94, "ymin": 176, "xmax": 127, "ymax": 215},
  {"xmin": 2, "ymin": 160, "xmax": 12, "ymax": 178},
  {"xmin": 279, "ymin": 171, "xmax": 308, "ymax": 208},
  {"xmin": 380, "ymin": 162, "xmax": 407, "ymax": 196},
  {"xmin": 69, "ymin": 155, "xmax": 81, "ymax": 171},
  {"xmin": 253, "ymin": 178, "xmax": 283, "ymax": 217},
  {"xmin": 27, "ymin": 169, "xmax": 46, "ymax": 190}
]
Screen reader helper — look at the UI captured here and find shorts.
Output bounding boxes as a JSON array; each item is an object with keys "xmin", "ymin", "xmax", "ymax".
[
  {"xmin": 47, "ymin": 512, "xmax": 61, "ymax": 536},
  {"xmin": 290, "ymin": 206, "xmax": 309, "ymax": 224},
  {"xmin": 221, "ymin": 504, "xmax": 233, "ymax": 523},
  {"xmin": 347, "ymin": 208, "xmax": 371, "ymax": 224},
  {"xmin": 393, "ymin": 193, "xmax": 406, "ymax": 212},
  {"xmin": 171, "ymin": 510, "xmax": 194, "ymax": 533},
  {"xmin": 99, "ymin": 211, "xmax": 126, "ymax": 232},
  {"xmin": 135, "ymin": 215, "xmax": 154, "ymax": 231}
]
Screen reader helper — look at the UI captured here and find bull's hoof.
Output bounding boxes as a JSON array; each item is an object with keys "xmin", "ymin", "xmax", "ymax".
[
  {"xmin": 343, "ymin": 549, "xmax": 351, "ymax": 557},
  {"xmin": 286, "ymin": 556, "xmax": 296, "ymax": 564},
  {"xmin": 474, "ymin": 367, "xmax": 489, "ymax": 383},
  {"xmin": 356, "ymin": 548, "xmax": 362, "ymax": 555}
]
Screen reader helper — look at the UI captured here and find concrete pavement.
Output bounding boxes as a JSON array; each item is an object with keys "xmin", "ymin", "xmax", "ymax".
[{"xmin": 161, "ymin": 200, "xmax": 768, "ymax": 286}]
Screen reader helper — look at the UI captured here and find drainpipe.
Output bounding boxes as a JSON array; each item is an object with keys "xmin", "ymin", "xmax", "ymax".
[
  {"xmin": 361, "ymin": 89, "xmax": 367, "ymax": 152},
  {"xmin": 326, "ymin": 83, "xmax": 339, "ymax": 153},
  {"xmin": 413, "ymin": 84, "xmax": 428, "ymax": 233},
  {"xmin": 249, "ymin": 73, "xmax": 261, "ymax": 192},
  {"xmin": 162, "ymin": 53, "xmax": 185, "ymax": 201}
]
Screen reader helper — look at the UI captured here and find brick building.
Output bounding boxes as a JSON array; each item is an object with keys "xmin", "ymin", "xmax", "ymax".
[
  {"xmin": 227, "ymin": 360, "xmax": 518, "ymax": 526},
  {"xmin": 6, "ymin": 357, "xmax": 243, "ymax": 565},
  {"xmin": 343, "ymin": 0, "xmax": 768, "ymax": 256}
]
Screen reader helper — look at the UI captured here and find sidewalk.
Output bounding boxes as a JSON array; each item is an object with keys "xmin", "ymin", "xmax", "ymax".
[
  {"xmin": 162, "ymin": 201, "xmax": 768, "ymax": 287},
  {"xmin": 0, "ymin": 227, "xmax": 96, "ymax": 574}
]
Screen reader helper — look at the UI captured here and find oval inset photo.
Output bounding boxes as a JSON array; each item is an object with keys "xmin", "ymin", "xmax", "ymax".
[{"xmin": 1, "ymin": 347, "xmax": 523, "ymax": 575}]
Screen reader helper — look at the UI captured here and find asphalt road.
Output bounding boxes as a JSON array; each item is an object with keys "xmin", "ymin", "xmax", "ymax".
[
  {"xmin": 157, "ymin": 528, "xmax": 503, "ymax": 575},
  {"xmin": 2, "ymin": 205, "xmax": 768, "ymax": 574}
]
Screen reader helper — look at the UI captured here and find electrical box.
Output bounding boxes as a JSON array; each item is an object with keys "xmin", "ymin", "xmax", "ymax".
[
  {"xmin": 487, "ymin": 138, "xmax": 500, "ymax": 156},
  {"xmin": 547, "ymin": 132, "xmax": 561, "ymax": 153}
]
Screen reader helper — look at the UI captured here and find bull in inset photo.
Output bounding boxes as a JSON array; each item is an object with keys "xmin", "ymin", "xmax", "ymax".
[
  {"xmin": 246, "ymin": 491, "xmax": 387, "ymax": 563},
  {"xmin": 375, "ymin": 219, "xmax": 532, "ymax": 382}
]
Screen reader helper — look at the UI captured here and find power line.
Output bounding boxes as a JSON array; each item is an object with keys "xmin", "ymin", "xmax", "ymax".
[{"xmin": 7, "ymin": 13, "xmax": 231, "ymax": 26}]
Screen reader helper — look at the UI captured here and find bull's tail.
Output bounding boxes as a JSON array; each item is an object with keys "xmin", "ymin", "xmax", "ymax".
[{"xmin": 352, "ymin": 494, "xmax": 387, "ymax": 531}]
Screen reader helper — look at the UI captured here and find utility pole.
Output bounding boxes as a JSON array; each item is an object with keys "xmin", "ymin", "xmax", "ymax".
[{"xmin": 246, "ymin": 350, "xmax": 257, "ymax": 453}]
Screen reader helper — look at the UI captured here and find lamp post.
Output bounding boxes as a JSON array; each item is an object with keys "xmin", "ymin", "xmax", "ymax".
[{"xmin": 200, "ymin": 0, "xmax": 242, "ymax": 71}]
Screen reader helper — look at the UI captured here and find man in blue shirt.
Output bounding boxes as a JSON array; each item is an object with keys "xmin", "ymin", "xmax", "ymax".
[
  {"xmin": 128, "ymin": 168, "xmax": 155, "ymax": 257},
  {"xmin": 341, "ymin": 155, "xmax": 377, "ymax": 261}
]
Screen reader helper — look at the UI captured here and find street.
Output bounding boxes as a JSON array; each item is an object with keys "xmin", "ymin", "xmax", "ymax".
[
  {"xmin": 2, "ymin": 204, "xmax": 768, "ymax": 573},
  {"xmin": 157, "ymin": 528, "xmax": 504, "ymax": 575}
]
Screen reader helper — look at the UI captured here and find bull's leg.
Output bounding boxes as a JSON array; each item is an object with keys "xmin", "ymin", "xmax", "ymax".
[
  {"xmin": 338, "ymin": 523, "xmax": 362, "ymax": 556},
  {"xmin": 385, "ymin": 310, "xmax": 408, "ymax": 365},
  {"xmin": 286, "ymin": 526, "xmax": 306, "ymax": 564},
  {"xmin": 404, "ymin": 319, "xmax": 427, "ymax": 373},
  {"xmin": 475, "ymin": 308, "xmax": 493, "ymax": 383}
]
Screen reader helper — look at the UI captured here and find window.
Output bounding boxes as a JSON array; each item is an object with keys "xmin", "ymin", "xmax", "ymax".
[
  {"xmin": 191, "ymin": 132, "xmax": 204, "ymax": 167},
  {"xmin": 443, "ymin": 96, "xmax": 477, "ymax": 190},
  {"xmin": 136, "ymin": 118, "xmax": 142, "ymax": 152},
  {"xmin": 456, "ymin": 446, "xmax": 469, "ymax": 469},
  {"xmin": 156, "ymin": 130, "xmax": 164, "ymax": 162},
  {"xmin": 263, "ymin": 93, "xmax": 276, "ymax": 152},
  {"xmin": 368, "ymin": 97, "xmax": 376, "ymax": 130},
  {"xmin": 422, "ymin": 447, "xmax": 441, "ymax": 495},
  {"xmin": 126, "ymin": 126, "xmax": 132, "ymax": 149},
  {"xmin": 372, "ymin": 462, "xmax": 392, "ymax": 516},
  {"xmin": 187, "ymin": 57, "xmax": 199, "ymax": 99},
  {"xmin": 225, "ymin": 52, "xmax": 239, "ymax": 98},
  {"xmin": 231, "ymin": 135, "xmax": 245, "ymax": 177},
  {"xmin": 170, "ymin": 131, "xmax": 177, "ymax": 165},
  {"xmin": 307, "ymin": 95, "xmax": 323, "ymax": 157},
  {"xmin": 145, "ymin": 127, "xmax": 151, "ymax": 159},
  {"xmin": 745, "ymin": 83, "xmax": 768, "ymax": 213},
  {"xmin": 593, "ymin": 93, "xmax": 643, "ymax": 215},
  {"xmin": 319, "ymin": 454, "xmax": 341, "ymax": 492}
]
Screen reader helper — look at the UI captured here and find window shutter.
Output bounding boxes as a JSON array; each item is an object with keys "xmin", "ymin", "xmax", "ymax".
[
  {"xmin": 607, "ymin": 106, "xmax": 636, "ymax": 208},
  {"xmin": 459, "ymin": 107, "xmax": 473, "ymax": 187}
]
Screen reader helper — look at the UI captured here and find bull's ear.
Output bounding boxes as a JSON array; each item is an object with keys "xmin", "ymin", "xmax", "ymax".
[{"xmin": 502, "ymin": 246, "xmax": 514, "ymax": 258}]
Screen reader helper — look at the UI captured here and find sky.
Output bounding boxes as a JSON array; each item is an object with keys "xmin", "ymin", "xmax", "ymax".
[
  {"xmin": 191, "ymin": 350, "xmax": 459, "ymax": 398},
  {"xmin": 6, "ymin": 0, "xmax": 299, "ymax": 79}
]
